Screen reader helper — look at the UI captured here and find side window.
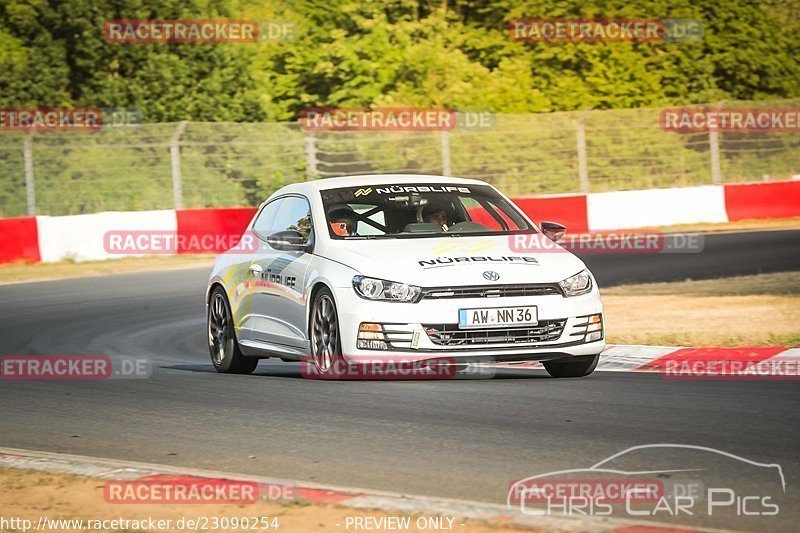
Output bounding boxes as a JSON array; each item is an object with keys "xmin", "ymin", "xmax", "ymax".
[
  {"xmin": 272, "ymin": 196, "xmax": 313, "ymax": 242},
  {"xmin": 466, "ymin": 204, "xmax": 502, "ymax": 230},
  {"xmin": 489, "ymin": 201, "xmax": 521, "ymax": 230},
  {"xmin": 253, "ymin": 199, "xmax": 283, "ymax": 238},
  {"xmin": 460, "ymin": 196, "xmax": 524, "ymax": 231},
  {"xmin": 461, "ymin": 197, "xmax": 502, "ymax": 230}
]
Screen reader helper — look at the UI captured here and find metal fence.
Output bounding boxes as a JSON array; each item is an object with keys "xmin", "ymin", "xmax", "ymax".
[{"xmin": 1, "ymin": 99, "xmax": 798, "ymax": 217}]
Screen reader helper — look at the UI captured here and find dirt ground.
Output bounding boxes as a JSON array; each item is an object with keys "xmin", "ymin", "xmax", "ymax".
[
  {"xmin": 602, "ymin": 272, "xmax": 800, "ymax": 346},
  {"xmin": 0, "ymin": 255, "xmax": 214, "ymax": 284},
  {"xmin": 0, "ymin": 468, "xmax": 533, "ymax": 533}
]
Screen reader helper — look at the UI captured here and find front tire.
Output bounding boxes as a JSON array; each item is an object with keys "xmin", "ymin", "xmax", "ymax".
[
  {"xmin": 309, "ymin": 288, "xmax": 344, "ymax": 378},
  {"xmin": 208, "ymin": 287, "xmax": 258, "ymax": 374},
  {"xmin": 543, "ymin": 354, "xmax": 599, "ymax": 378}
]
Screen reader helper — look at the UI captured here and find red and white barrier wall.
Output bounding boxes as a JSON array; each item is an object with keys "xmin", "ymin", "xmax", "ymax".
[
  {"xmin": 587, "ymin": 185, "xmax": 729, "ymax": 230},
  {"xmin": 0, "ymin": 217, "xmax": 41, "ymax": 264},
  {"xmin": 1, "ymin": 180, "xmax": 798, "ymax": 264},
  {"xmin": 37, "ymin": 210, "xmax": 178, "ymax": 262}
]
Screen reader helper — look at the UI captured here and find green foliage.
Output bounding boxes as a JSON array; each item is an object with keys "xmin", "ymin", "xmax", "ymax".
[
  {"xmin": 0, "ymin": 0, "xmax": 798, "ymax": 215},
  {"xmin": 2, "ymin": 0, "xmax": 797, "ymax": 118},
  {"xmin": 0, "ymin": 0, "xmax": 265, "ymax": 121}
]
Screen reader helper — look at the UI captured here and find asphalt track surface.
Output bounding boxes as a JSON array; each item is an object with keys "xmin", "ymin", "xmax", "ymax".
[
  {"xmin": 580, "ymin": 228, "xmax": 800, "ymax": 285},
  {"xmin": 1, "ymin": 229, "xmax": 798, "ymax": 532}
]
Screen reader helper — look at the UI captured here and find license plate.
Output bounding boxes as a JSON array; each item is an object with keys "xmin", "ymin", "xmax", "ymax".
[{"xmin": 458, "ymin": 306, "xmax": 538, "ymax": 329}]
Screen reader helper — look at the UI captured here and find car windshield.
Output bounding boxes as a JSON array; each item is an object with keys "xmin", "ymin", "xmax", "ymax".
[{"xmin": 320, "ymin": 183, "xmax": 534, "ymax": 239}]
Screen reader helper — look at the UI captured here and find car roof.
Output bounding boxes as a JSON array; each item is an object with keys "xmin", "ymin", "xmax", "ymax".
[{"xmin": 276, "ymin": 174, "xmax": 491, "ymax": 195}]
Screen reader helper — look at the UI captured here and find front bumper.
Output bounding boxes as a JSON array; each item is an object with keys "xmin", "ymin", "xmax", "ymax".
[{"xmin": 333, "ymin": 285, "xmax": 605, "ymax": 364}]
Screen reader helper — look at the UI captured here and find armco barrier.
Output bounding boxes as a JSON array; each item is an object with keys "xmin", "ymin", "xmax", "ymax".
[
  {"xmin": 0, "ymin": 180, "xmax": 797, "ymax": 264},
  {"xmin": 176, "ymin": 207, "xmax": 257, "ymax": 254},
  {"xmin": 586, "ymin": 185, "xmax": 729, "ymax": 230},
  {"xmin": 724, "ymin": 180, "xmax": 800, "ymax": 221},
  {"xmin": 36, "ymin": 210, "xmax": 177, "ymax": 262},
  {"xmin": 514, "ymin": 194, "xmax": 589, "ymax": 233},
  {"xmin": 0, "ymin": 216, "xmax": 40, "ymax": 264}
]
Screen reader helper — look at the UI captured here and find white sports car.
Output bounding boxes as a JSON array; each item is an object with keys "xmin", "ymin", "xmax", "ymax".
[{"xmin": 206, "ymin": 174, "xmax": 605, "ymax": 378}]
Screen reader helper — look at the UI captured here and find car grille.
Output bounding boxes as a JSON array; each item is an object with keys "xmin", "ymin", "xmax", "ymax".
[
  {"xmin": 422, "ymin": 319, "xmax": 566, "ymax": 346},
  {"xmin": 420, "ymin": 284, "xmax": 561, "ymax": 300}
]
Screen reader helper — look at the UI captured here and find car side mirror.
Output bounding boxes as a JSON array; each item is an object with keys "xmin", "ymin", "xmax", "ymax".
[
  {"xmin": 540, "ymin": 221, "xmax": 566, "ymax": 242},
  {"xmin": 267, "ymin": 230, "xmax": 311, "ymax": 252}
]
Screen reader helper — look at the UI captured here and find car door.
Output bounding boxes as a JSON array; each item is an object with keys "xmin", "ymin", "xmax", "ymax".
[
  {"xmin": 229, "ymin": 199, "xmax": 282, "ymax": 345},
  {"xmin": 249, "ymin": 195, "xmax": 314, "ymax": 350}
]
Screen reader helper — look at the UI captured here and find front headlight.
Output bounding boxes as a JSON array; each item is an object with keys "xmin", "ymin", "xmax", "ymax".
[
  {"xmin": 558, "ymin": 269, "xmax": 593, "ymax": 297},
  {"xmin": 352, "ymin": 276, "xmax": 421, "ymax": 302}
]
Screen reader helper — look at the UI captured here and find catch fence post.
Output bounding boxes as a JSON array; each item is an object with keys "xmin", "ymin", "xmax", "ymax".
[
  {"xmin": 576, "ymin": 111, "xmax": 590, "ymax": 193},
  {"xmin": 441, "ymin": 130, "xmax": 452, "ymax": 176},
  {"xmin": 304, "ymin": 132, "xmax": 318, "ymax": 181},
  {"xmin": 23, "ymin": 132, "xmax": 35, "ymax": 215},
  {"xmin": 170, "ymin": 121, "xmax": 189, "ymax": 209}
]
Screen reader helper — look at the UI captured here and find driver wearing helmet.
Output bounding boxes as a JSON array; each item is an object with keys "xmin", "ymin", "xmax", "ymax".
[{"xmin": 328, "ymin": 205, "xmax": 357, "ymax": 236}]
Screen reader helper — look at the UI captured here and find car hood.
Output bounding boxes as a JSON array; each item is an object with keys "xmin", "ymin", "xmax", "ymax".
[{"xmin": 320, "ymin": 234, "xmax": 586, "ymax": 286}]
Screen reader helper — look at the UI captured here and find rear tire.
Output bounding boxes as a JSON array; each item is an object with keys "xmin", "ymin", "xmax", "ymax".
[
  {"xmin": 208, "ymin": 287, "xmax": 258, "ymax": 374},
  {"xmin": 543, "ymin": 354, "xmax": 599, "ymax": 378}
]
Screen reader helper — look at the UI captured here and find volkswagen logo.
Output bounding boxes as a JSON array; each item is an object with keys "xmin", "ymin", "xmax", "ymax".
[{"xmin": 483, "ymin": 271, "xmax": 500, "ymax": 281}]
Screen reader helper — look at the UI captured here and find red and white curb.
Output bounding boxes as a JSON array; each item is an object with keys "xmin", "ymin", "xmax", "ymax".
[
  {"xmin": 0, "ymin": 446, "xmax": 718, "ymax": 533},
  {"xmin": 495, "ymin": 345, "xmax": 800, "ymax": 375}
]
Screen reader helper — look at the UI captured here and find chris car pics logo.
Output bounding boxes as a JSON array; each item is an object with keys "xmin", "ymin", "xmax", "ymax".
[{"xmin": 508, "ymin": 444, "xmax": 785, "ymax": 518}]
